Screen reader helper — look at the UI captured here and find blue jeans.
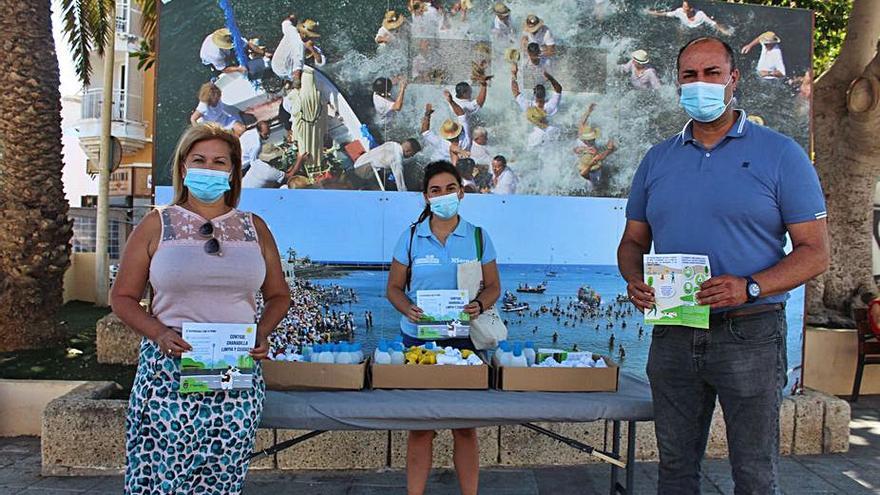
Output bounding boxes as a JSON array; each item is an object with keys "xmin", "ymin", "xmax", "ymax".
[{"xmin": 647, "ymin": 309, "xmax": 787, "ymax": 495}]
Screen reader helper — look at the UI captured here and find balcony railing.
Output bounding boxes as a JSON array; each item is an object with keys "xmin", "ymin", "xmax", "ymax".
[
  {"xmin": 81, "ymin": 88, "xmax": 143, "ymax": 123},
  {"xmin": 115, "ymin": 0, "xmax": 143, "ymax": 39}
]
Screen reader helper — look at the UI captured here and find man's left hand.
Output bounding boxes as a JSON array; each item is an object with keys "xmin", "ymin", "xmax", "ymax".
[{"xmin": 696, "ymin": 275, "xmax": 748, "ymax": 309}]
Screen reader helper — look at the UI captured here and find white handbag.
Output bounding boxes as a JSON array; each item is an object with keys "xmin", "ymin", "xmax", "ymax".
[{"xmin": 457, "ymin": 227, "xmax": 507, "ymax": 350}]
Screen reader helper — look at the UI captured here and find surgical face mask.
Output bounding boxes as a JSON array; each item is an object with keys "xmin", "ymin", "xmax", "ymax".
[
  {"xmin": 679, "ymin": 76, "xmax": 733, "ymax": 123},
  {"xmin": 184, "ymin": 168, "xmax": 231, "ymax": 204},
  {"xmin": 428, "ymin": 192, "xmax": 461, "ymax": 219}
]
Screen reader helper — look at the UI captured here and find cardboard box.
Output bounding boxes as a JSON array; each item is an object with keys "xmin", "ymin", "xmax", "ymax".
[
  {"xmin": 494, "ymin": 355, "xmax": 619, "ymax": 392},
  {"xmin": 263, "ymin": 359, "xmax": 367, "ymax": 391},
  {"xmin": 370, "ymin": 359, "xmax": 489, "ymax": 390}
]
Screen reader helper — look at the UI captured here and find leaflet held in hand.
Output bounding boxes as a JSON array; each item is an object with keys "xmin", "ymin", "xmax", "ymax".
[
  {"xmin": 416, "ymin": 289, "xmax": 471, "ymax": 339},
  {"xmin": 180, "ymin": 322, "xmax": 256, "ymax": 393},
  {"xmin": 643, "ymin": 254, "xmax": 712, "ymax": 329}
]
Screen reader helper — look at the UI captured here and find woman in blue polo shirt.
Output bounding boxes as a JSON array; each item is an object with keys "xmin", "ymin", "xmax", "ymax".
[{"xmin": 386, "ymin": 160, "xmax": 501, "ymax": 495}]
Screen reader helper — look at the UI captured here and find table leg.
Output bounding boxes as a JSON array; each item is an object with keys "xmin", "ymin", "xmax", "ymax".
[
  {"xmin": 626, "ymin": 421, "xmax": 636, "ymax": 493},
  {"xmin": 610, "ymin": 420, "xmax": 620, "ymax": 495}
]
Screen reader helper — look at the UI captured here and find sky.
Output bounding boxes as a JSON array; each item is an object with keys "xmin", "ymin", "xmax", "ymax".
[{"xmin": 52, "ymin": 0, "xmax": 84, "ymax": 97}]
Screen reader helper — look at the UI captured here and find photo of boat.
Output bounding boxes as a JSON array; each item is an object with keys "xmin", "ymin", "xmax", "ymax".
[{"xmin": 517, "ymin": 282, "xmax": 548, "ymax": 294}]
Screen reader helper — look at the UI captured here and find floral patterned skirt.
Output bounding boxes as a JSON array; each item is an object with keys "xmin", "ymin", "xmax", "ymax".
[{"xmin": 124, "ymin": 338, "xmax": 265, "ymax": 494}]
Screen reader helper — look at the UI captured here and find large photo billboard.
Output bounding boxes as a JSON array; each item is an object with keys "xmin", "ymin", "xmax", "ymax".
[{"xmin": 155, "ymin": 0, "xmax": 813, "ymax": 377}]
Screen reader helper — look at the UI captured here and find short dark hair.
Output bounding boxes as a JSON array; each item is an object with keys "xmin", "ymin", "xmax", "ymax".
[
  {"xmin": 403, "ymin": 138, "xmax": 422, "ymax": 154},
  {"xmin": 534, "ymin": 84, "xmax": 546, "ymax": 100},
  {"xmin": 527, "ymin": 42, "xmax": 540, "ymax": 55},
  {"xmin": 422, "ymin": 160, "xmax": 462, "ymax": 193},
  {"xmin": 676, "ymin": 36, "xmax": 737, "ymax": 74},
  {"xmin": 455, "ymin": 82, "xmax": 471, "ymax": 99},
  {"xmin": 456, "ymin": 157, "xmax": 476, "ymax": 174},
  {"xmin": 493, "ymin": 155, "xmax": 507, "ymax": 167},
  {"xmin": 372, "ymin": 77, "xmax": 392, "ymax": 95}
]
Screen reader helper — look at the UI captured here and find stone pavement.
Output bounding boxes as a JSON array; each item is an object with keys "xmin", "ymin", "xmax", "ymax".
[{"xmin": 2, "ymin": 395, "xmax": 879, "ymax": 495}]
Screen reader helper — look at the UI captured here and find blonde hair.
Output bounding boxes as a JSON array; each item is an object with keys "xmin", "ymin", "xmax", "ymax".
[
  {"xmin": 198, "ymin": 82, "xmax": 222, "ymax": 104},
  {"xmin": 171, "ymin": 123, "xmax": 243, "ymax": 207}
]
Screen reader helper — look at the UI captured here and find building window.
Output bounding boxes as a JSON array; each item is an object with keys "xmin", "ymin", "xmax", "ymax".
[{"xmin": 71, "ymin": 215, "xmax": 122, "ymax": 260}]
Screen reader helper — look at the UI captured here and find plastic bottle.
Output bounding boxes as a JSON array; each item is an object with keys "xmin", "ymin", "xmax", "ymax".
[
  {"xmin": 494, "ymin": 341, "xmax": 511, "ymax": 366},
  {"xmin": 424, "ymin": 341, "xmax": 437, "ymax": 351},
  {"xmin": 374, "ymin": 341, "xmax": 392, "ymax": 365},
  {"xmin": 335, "ymin": 343, "xmax": 354, "ymax": 364},
  {"xmin": 317, "ymin": 344, "xmax": 335, "ymax": 364},
  {"xmin": 524, "ymin": 341, "xmax": 536, "ymax": 367},
  {"xmin": 509, "ymin": 343, "xmax": 528, "ymax": 367},
  {"xmin": 499, "ymin": 342, "xmax": 514, "ymax": 367},
  {"xmin": 390, "ymin": 342, "xmax": 405, "ymax": 365},
  {"xmin": 352, "ymin": 343, "xmax": 364, "ymax": 364},
  {"xmin": 301, "ymin": 344, "xmax": 313, "ymax": 363}
]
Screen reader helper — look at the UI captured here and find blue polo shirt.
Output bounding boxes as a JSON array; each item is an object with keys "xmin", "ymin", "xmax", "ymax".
[
  {"xmin": 392, "ymin": 217, "xmax": 497, "ymax": 337},
  {"xmin": 626, "ymin": 110, "xmax": 826, "ymax": 308}
]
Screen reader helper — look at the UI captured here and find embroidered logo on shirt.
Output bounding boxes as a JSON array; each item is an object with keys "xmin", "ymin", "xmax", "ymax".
[
  {"xmin": 414, "ymin": 255, "xmax": 441, "ymax": 266},
  {"xmin": 450, "ymin": 257, "xmax": 478, "ymax": 264}
]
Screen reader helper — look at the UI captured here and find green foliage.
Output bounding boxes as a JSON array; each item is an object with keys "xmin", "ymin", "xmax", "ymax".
[
  {"xmin": 58, "ymin": 0, "xmax": 115, "ymax": 86},
  {"xmin": 729, "ymin": 0, "xmax": 853, "ymax": 76},
  {"xmin": 180, "ymin": 357, "xmax": 206, "ymax": 370},
  {"xmin": 236, "ymin": 354, "xmax": 254, "ymax": 369}
]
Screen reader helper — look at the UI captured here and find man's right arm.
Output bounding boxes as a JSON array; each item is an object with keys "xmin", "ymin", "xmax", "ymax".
[{"xmin": 618, "ymin": 220, "xmax": 655, "ymax": 310}]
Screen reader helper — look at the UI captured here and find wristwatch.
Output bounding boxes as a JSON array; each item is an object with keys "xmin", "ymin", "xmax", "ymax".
[{"xmin": 745, "ymin": 276, "xmax": 761, "ymax": 304}]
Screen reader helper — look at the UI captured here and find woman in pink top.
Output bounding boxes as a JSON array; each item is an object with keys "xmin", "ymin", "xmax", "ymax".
[{"xmin": 111, "ymin": 124, "xmax": 289, "ymax": 494}]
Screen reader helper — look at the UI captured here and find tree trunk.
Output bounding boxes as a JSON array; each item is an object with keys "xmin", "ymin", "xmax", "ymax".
[
  {"xmin": 0, "ymin": 0, "xmax": 72, "ymax": 350},
  {"xmin": 807, "ymin": 0, "xmax": 880, "ymax": 327}
]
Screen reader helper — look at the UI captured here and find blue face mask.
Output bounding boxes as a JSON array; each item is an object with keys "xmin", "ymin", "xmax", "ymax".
[
  {"xmin": 184, "ymin": 168, "xmax": 231, "ymax": 204},
  {"xmin": 679, "ymin": 77, "xmax": 733, "ymax": 123},
  {"xmin": 429, "ymin": 192, "xmax": 461, "ymax": 219}
]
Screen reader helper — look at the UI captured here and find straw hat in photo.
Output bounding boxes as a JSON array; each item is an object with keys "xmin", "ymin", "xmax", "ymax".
[
  {"xmin": 525, "ymin": 106, "xmax": 548, "ymax": 126},
  {"xmin": 383, "ymin": 10, "xmax": 406, "ymax": 31},
  {"xmin": 493, "ymin": 2, "xmax": 511, "ymax": 16},
  {"xmin": 524, "ymin": 14, "xmax": 544, "ymax": 34},
  {"xmin": 747, "ymin": 115, "xmax": 765, "ymax": 126},
  {"xmin": 297, "ymin": 19, "xmax": 321, "ymax": 38},
  {"xmin": 211, "ymin": 28, "xmax": 234, "ymax": 50},
  {"xmin": 759, "ymin": 31, "xmax": 780, "ymax": 44},
  {"xmin": 259, "ymin": 143, "xmax": 284, "ymax": 163},
  {"xmin": 580, "ymin": 126, "xmax": 600, "ymax": 141},
  {"xmin": 438, "ymin": 119, "xmax": 463, "ymax": 140},
  {"xmin": 504, "ymin": 48, "xmax": 521, "ymax": 64},
  {"xmin": 631, "ymin": 49, "xmax": 650, "ymax": 65}
]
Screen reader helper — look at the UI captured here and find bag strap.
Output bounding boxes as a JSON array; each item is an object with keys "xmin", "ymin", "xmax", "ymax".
[
  {"xmin": 405, "ymin": 223, "xmax": 417, "ymax": 292},
  {"xmin": 474, "ymin": 226, "xmax": 484, "ymax": 262}
]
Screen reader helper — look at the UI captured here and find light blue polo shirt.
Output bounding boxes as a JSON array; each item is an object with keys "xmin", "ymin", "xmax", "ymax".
[
  {"xmin": 626, "ymin": 110, "xmax": 826, "ymax": 309},
  {"xmin": 392, "ymin": 218, "xmax": 497, "ymax": 338}
]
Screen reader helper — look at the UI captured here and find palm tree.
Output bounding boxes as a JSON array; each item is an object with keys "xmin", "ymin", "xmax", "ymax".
[{"xmin": 0, "ymin": 0, "xmax": 72, "ymax": 350}]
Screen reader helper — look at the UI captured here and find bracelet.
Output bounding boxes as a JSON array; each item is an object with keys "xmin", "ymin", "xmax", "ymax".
[{"xmin": 473, "ymin": 299, "xmax": 484, "ymax": 314}]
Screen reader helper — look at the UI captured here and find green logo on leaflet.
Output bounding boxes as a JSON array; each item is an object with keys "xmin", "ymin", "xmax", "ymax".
[
  {"xmin": 683, "ymin": 266, "xmax": 694, "ymax": 279},
  {"xmin": 695, "ymin": 273, "xmax": 707, "ymax": 285},
  {"xmin": 683, "ymin": 282, "xmax": 694, "ymax": 294}
]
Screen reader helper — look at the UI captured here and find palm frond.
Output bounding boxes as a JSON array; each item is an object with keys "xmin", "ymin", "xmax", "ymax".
[
  {"xmin": 58, "ymin": 0, "xmax": 94, "ymax": 86},
  {"xmin": 134, "ymin": 0, "xmax": 157, "ymax": 73}
]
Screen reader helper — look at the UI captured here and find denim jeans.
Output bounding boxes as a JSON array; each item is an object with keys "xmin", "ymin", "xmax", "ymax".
[{"xmin": 647, "ymin": 309, "xmax": 787, "ymax": 495}]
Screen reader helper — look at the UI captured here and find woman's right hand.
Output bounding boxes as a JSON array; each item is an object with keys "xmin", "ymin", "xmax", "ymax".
[
  {"xmin": 154, "ymin": 328, "xmax": 192, "ymax": 359},
  {"xmin": 405, "ymin": 305, "xmax": 425, "ymax": 323}
]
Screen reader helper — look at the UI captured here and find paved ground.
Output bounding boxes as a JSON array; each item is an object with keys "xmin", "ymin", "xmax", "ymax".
[{"xmin": 2, "ymin": 396, "xmax": 879, "ymax": 494}]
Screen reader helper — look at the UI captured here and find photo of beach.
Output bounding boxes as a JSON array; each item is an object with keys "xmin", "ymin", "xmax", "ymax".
[{"xmin": 263, "ymin": 263, "xmax": 805, "ymax": 381}]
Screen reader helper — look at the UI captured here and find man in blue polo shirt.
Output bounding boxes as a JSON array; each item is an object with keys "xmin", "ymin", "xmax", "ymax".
[{"xmin": 617, "ymin": 37, "xmax": 829, "ymax": 494}]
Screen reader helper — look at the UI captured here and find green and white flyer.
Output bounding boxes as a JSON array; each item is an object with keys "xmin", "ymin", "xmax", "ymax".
[
  {"xmin": 643, "ymin": 254, "xmax": 712, "ymax": 329},
  {"xmin": 180, "ymin": 322, "xmax": 256, "ymax": 393},
  {"xmin": 416, "ymin": 289, "xmax": 471, "ymax": 339}
]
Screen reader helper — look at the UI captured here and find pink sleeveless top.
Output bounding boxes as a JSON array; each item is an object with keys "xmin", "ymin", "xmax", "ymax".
[{"xmin": 150, "ymin": 205, "xmax": 267, "ymax": 330}]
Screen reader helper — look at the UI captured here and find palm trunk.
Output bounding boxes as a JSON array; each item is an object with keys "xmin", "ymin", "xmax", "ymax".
[
  {"xmin": 0, "ymin": 0, "xmax": 72, "ymax": 350},
  {"xmin": 807, "ymin": 0, "xmax": 880, "ymax": 326}
]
